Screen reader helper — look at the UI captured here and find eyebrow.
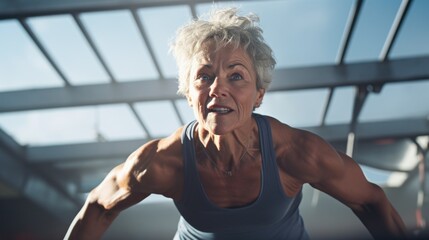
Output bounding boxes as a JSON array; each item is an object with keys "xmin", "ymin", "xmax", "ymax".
[
  {"xmin": 228, "ymin": 63, "xmax": 243, "ymax": 68},
  {"xmin": 198, "ymin": 64, "xmax": 212, "ymax": 70},
  {"xmin": 228, "ymin": 63, "xmax": 251, "ymax": 72},
  {"xmin": 198, "ymin": 63, "xmax": 247, "ymax": 70}
]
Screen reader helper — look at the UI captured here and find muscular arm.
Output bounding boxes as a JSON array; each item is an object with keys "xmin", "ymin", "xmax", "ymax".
[
  {"xmin": 309, "ymin": 141, "xmax": 407, "ymax": 239},
  {"xmin": 64, "ymin": 130, "xmax": 183, "ymax": 240},
  {"xmin": 64, "ymin": 164, "xmax": 149, "ymax": 240}
]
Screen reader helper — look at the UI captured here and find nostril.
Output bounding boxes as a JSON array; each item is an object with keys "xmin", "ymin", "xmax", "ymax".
[
  {"xmin": 209, "ymin": 90, "xmax": 227, "ymax": 98},
  {"xmin": 209, "ymin": 84, "xmax": 228, "ymax": 98}
]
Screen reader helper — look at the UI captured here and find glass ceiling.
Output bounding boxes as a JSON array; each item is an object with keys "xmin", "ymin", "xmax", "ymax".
[{"xmin": 1, "ymin": 0, "xmax": 429, "ymax": 189}]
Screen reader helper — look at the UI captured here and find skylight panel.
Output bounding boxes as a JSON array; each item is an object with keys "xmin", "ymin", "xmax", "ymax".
[
  {"xmin": 0, "ymin": 107, "xmax": 97, "ymax": 146},
  {"xmin": 344, "ymin": 0, "xmax": 401, "ymax": 63},
  {"xmin": 137, "ymin": 5, "xmax": 193, "ymax": 78},
  {"xmin": 0, "ymin": 20, "xmax": 63, "ymax": 92},
  {"xmin": 95, "ymin": 104, "xmax": 147, "ymax": 140},
  {"xmin": 80, "ymin": 10, "xmax": 158, "ymax": 81},
  {"xmin": 198, "ymin": 0, "xmax": 354, "ymax": 68},
  {"xmin": 389, "ymin": 0, "xmax": 429, "ymax": 58},
  {"xmin": 134, "ymin": 100, "xmax": 182, "ymax": 137},
  {"xmin": 255, "ymin": 89, "xmax": 329, "ymax": 127},
  {"xmin": 0, "ymin": 104, "xmax": 145, "ymax": 146},
  {"xmin": 325, "ymin": 87, "xmax": 355, "ymax": 125},
  {"xmin": 27, "ymin": 15, "xmax": 109, "ymax": 85},
  {"xmin": 359, "ymin": 80, "xmax": 429, "ymax": 123}
]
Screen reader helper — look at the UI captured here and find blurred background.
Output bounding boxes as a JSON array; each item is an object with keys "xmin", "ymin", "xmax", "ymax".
[{"xmin": 0, "ymin": 0, "xmax": 429, "ymax": 239}]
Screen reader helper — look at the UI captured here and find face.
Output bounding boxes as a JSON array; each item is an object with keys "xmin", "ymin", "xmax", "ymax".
[{"xmin": 186, "ymin": 42, "xmax": 265, "ymax": 135}]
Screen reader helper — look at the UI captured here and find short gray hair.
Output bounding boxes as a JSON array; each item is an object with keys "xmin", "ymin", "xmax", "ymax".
[{"xmin": 170, "ymin": 7, "xmax": 276, "ymax": 96}]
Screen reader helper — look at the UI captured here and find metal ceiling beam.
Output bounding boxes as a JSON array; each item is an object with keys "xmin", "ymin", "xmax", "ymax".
[
  {"xmin": 319, "ymin": 88, "xmax": 334, "ymax": 126},
  {"xmin": 306, "ymin": 117, "xmax": 429, "ymax": 143},
  {"xmin": 0, "ymin": 128, "xmax": 79, "ymax": 221},
  {"xmin": 72, "ymin": 13, "xmax": 117, "ymax": 83},
  {"xmin": 1, "ymin": 55, "xmax": 429, "ymax": 113},
  {"xmin": 18, "ymin": 18, "xmax": 71, "ymax": 86},
  {"xmin": 336, "ymin": 0, "xmax": 363, "ymax": 64},
  {"xmin": 270, "ymin": 55, "xmax": 429, "ymax": 90},
  {"xmin": 131, "ymin": 9, "xmax": 163, "ymax": 79},
  {"xmin": 0, "ymin": 0, "xmax": 235, "ymax": 20},
  {"xmin": 379, "ymin": 0, "xmax": 413, "ymax": 61},
  {"xmin": 27, "ymin": 139, "xmax": 145, "ymax": 164},
  {"xmin": 0, "ymin": 128, "xmax": 27, "ymax": 188},
  {"xmin": 129, "ymin": 8, "xmax": 163, "ymax": 136},
  {"xmin": 345, "ymin": 86, "xmax": 369, "ymax": 157},
  {"xmin": 320, "ymin": 0, "xmax": 363, "ymax": 126},
  {"xmin": 0, "ymin": 79, "xmax": 179, "ymax": 113},
  {"xmin": 26, "ymin": 117, "xmax": 429, "ymax": 164},
  {"xmin": 0, "ymin": 128, "xmax": 25, "ymax": 160},
  {"xmin": 129, "ymin": 103, "xmax": 153, "ymax": 139}
]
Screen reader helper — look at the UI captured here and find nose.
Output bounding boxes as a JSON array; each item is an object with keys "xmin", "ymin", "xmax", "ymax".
[{"xmin": 209, "ymin": 77, "xmax": 228, "ymax": 98}]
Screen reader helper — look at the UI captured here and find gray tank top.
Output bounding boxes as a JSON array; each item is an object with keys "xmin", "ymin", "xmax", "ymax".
[{"xmin": 174, "ymin": 113, "xmax": 309, "ymax": 239}]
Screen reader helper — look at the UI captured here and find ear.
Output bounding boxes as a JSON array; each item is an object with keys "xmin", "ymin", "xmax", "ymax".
[{"xmin": 254, "ymin": 88, "xmax": 265, "ymax": 108}]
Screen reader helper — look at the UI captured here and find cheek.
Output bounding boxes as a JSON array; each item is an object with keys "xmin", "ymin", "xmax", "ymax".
[
  {"xmin": 187, "ymin": 87, "xmax": 201, "ymax": 104},
  {"xmin": 236, "ymin": 94, "xmax": 257, "ymax": 113},
  {"xmin": 189, "ymin": 92, "xmax": 206, "ymax": 114}
]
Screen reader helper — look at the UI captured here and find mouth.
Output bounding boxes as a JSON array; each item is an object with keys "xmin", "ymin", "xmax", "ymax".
[{"xmin": 207, "ymin": 106, "xmax": 233, "ymax": 114}]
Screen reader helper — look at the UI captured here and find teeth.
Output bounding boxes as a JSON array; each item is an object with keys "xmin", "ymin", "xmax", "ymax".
[{"xmin": 209, "ymin": 108, "xmax": 231, "ymax": 113}]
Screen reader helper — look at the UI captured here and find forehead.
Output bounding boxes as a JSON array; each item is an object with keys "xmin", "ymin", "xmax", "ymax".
[{"xmin": 193, "ymin": 40, "xmax": 251, "ymax": 64}]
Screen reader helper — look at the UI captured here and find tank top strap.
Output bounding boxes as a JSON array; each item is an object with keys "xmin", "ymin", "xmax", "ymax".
[
  {"xmin": 180, "ymin": 120, "xmax": 198, "ymax": 205},
  {"xmin": 253, "ymin": 113, "xmax": 286, "ymax": 200}
]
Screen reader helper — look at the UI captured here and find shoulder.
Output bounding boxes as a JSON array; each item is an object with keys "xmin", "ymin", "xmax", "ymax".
[
  {"xmin": 263, "ymin": 115, "xmax": 322, "ymax": 151},
  {"xmin": 264, "ymin": 115, "xmax": 344, "ymax": 184},
  {"xmin": 119, "ymin": 126, "xmax": 185, "ymax": 199},
  {"xmin": 127, "ymin": 126, "xmax": 184, "ymax": 167}
]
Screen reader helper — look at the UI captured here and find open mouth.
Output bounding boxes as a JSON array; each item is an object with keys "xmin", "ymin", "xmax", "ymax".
[{"xmin": 208, "ymin": 107, "xmax": 233, "ymax": 114}]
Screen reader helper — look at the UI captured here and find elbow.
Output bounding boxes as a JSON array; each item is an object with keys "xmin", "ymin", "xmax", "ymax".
[
  {"xmin": 86, "ymin": 188, "xmax": 121, "ymax": 218},
  {"xmin": 350, "ymin": 183, "xmax": 387, "ymax": 214},
  {"xmin": 351, "ymin": 185, "xmax": 408, "ymax": 239},
  {"xmin": 349, "ymin": 183, "xmax": 396, "ymax": 228}
]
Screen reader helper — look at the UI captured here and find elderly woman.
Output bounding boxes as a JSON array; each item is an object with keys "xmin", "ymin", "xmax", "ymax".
[{"xmin": 65, "ymin": 8, "xmax": 407, "ymax": 240}]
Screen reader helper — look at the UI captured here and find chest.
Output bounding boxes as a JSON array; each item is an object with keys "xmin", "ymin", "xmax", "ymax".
[
  {"xmin": 194, "ymin": 151, "xmax": 302, "ymax": 208},
  {"xmin": 197, "ymin": 156, "xmax": 262, "ymax": 208}
]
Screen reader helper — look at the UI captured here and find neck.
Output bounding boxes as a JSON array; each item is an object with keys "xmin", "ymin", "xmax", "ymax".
[
  {"xmin": 197, "ymin": 118, "xmax": 255, "ymax": 165},
  {"xmin": 199, "ymin": 119, "xmax": 252, "ymax": 147}
]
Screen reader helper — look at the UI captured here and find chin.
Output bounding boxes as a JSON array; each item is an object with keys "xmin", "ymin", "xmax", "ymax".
[
  {"xmin": 205, "ymin": 120, "xmax": 235, "ymax": 135},
  {"xmin": 204, "ymin": 124, "xmax": 228, "ymax": 135},
  {"xmin": 200, "ymin": 112, "xmax": 244, "ymax": 134},
  {"xmin": 210, "ymin": 128, "xmax": 231, "ymax": 135}
]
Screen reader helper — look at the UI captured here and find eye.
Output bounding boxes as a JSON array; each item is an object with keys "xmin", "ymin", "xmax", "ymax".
[
  {"xmin": 197, "ymin": 73, "xmax": 212, "ymax": 82},
  {"xmin": 230, "ymin": 73, "xmax": 243, "ymax": 81}
]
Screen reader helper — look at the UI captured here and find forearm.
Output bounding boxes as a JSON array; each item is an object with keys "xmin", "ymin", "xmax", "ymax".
[
  {"xmin": 64, "ymin": 150, "xmax": 153, "ymax": 239},
  {"xmin": 353, "ymin": 201, "xmax": 407, "ymax": 239},
  {"xmin": 64, "ymin": 200, "xmax": 119, "ymax": 240}
]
